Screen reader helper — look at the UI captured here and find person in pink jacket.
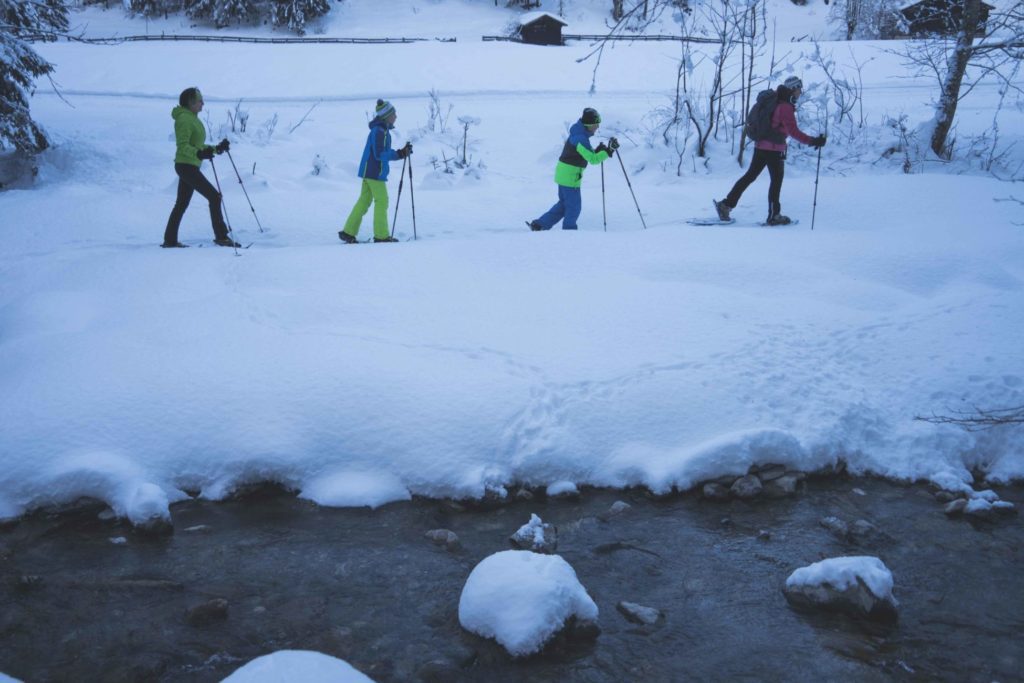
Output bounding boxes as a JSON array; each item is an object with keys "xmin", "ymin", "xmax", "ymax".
[{"xmin": 714, "ymin": 76, "xmax": 826, "ymax": 225}]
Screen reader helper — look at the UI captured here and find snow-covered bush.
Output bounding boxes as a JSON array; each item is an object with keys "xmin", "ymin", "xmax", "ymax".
[
  {"xmin": 227, "ymin": 100, "xmax": 250, "ymax": 134},
  {"xmin": 311, "ymin": 153, "xmax": 328, "ymax": 176},
  {"xmin": 416, "ymin": 91, "xmax": 486, "ymax": 183}
]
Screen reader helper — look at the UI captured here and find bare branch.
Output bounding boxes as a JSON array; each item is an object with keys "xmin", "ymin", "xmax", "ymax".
[
  {"xmin": 288, "ymin": 100, "xmax": 321, "ymax": 135},
  {"xmin": 915, "ymin": 405, "xmax": 1024, "ymax": 431}
]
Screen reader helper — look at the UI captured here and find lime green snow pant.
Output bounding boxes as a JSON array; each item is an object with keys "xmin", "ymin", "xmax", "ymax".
[{"xmin": 342, "ymin": 178, "xmax": 390, "ymax": 240}]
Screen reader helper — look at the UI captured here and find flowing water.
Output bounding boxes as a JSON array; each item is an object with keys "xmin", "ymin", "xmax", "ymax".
[{"xmin": 1, "ymin": 477, "xmax": 1022, "ymax": 682}]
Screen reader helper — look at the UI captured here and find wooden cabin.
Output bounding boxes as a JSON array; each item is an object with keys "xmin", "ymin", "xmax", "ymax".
[{"xmin": 518, "ymin": 12, "xmax": 568, "ymax": 46}]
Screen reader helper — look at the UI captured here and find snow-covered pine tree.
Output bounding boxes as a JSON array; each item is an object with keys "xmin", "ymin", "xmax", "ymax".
[
  {"xmin": 0, "ymin": 0, "xmax": 69, "ymax": 154},
  {"xmin": 186, "ymin": 0, "xmax": 256, "ymax": 28},
  {"xmin": 270, "ymin": 0, "xmax": 330, "ymax": 34},
  {"xmin": 125, "ymin": 0, "xmax": 178, "ymax": 18},
  {"xmin": 184, "ymin": 0, "xmax": 216, "ymax": 21}
]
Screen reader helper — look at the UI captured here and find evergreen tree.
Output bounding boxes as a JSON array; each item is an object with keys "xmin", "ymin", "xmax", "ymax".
[
  {"xmin": 0, "ymin": 0, "xmax": 69, "ymax": 154},
  {"xmin": 270, "ymin": 0, "xmax": 330, "ymax": 34},
  {"xmin": 126, "ymin": 0, "xmax": 179, "ymax": 18},
  {"xmin": 186, "ymin": 0, "xmax": 256, "ymax": 28},
  {"xmin": 215, "ymin": 0, "xmax": 256, "ymax": 27},
  {"xmin": 184, "ymin": 0, "xmax": 217, "ymax": 22}
]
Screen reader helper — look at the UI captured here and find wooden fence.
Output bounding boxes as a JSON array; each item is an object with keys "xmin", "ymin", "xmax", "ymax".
[
  {"xmin": 29, "ymin": 33, "xmax": 725, "ymax": 46},
  {"xmin": 27, "ymin": 34, "xmax": 456, "ymax": 44},
  {"xmin": 483, "ymin": 34, "xmax": 722, "ymax": 44}
]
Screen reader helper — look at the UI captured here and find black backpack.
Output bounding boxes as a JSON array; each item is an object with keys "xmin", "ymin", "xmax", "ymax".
[{"xmin": 745, "ymin": 89, "xmax": 783, "ymax": 143}]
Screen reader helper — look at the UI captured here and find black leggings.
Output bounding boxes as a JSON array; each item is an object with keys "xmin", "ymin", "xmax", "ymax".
[
  {"xmin": 724, "ymin": 148, "xmax": 785, "ymax": 217},
  {"xmin": 164, "ymin": 163, "xmax": 228, "ymax": 243}
]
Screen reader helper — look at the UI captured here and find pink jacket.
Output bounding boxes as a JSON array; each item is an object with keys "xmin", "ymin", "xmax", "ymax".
[{"xmin": 755, "ymin": 100, "xmax": 815, "ymax": 152}]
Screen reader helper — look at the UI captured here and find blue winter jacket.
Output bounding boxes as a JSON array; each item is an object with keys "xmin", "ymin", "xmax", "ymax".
[{"xmin": 357, "ymin": 116, "xmax": 399, "ymax": 181}]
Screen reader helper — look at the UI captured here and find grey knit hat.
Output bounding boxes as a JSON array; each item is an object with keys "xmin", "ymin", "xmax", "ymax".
[{"xmin": 783, "ymin": 76, "xmax": 803, "ymax": 91}]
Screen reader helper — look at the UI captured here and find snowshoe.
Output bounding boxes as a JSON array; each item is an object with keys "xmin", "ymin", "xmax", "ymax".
[
  {"xmin": 687, "ymin": 217, "xmax": 736, "ymax": 226},
  {"xmin": 765, "ymin": 214, "xmax": 793, "ymax": 226},
  {"xmin": 160, "ymin": 241, "xmax": 190, "ymax": 248},
  {"xmin": 338, "ymin": 231, "xmax": 358, "ymax": 244},
  {"xmin": 214, "ymin": 237, "xmax": 242, "ymax": 247},
  {"xmin": 526, "ymin": 220, "xmax": 546, "ymax": 231},
  {"xmin": 373, "ymin": 236, "xmax": 399, "ymax": 243}
]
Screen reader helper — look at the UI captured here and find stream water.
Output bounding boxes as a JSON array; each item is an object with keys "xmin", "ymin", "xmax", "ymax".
[{"xmin": 1, "ymin": 476, "xmax": 1022, "ymax": 682}]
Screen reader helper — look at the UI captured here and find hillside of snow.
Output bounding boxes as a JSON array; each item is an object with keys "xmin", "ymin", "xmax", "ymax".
[{"xmin": 0, "ymin": 0, "xmax": 1022, "ymax": 525}]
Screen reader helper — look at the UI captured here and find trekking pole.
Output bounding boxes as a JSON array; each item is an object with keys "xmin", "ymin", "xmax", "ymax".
[
  {"xmin": 390, "ymin": 156, "xmax": 408, "ymax": 239},
  {"xmin": 616, "ymin": 150, "xmax": 647, "ymax": 230},
  {"xmin": 226, "ymin": 150, "xmax": 264, "ymax": 233},
  {"xmin": 811, "ymin": 146, "xmax": 822, "ymax": 231},
  {"xmin": 210, "ymin": 157, "xmax": 240, "ymax": 256},
  {"xmin": 408, "ymin": 156, "xmax": 418, "ymax": 241},
  {"xmin": 601, "ymin": 162, "xmax": 607, "ymax": 232}
]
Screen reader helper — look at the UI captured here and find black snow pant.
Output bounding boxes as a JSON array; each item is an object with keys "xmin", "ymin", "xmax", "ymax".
[
  {"xmin": 164, "ymin": 162, "xmax": 229, "ymax": 244},
  {"xmin": 723, "ymin": 148, "xmax": 786, "ymax": 219}
]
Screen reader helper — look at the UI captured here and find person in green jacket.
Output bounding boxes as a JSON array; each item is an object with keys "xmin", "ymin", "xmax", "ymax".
[
  {"xmin": 162, "ymin": 87, "xmax": 238, "ymax": 248},
  {"xmin": 528, "ymin": 108, "xmax": 618, "ymax": 231}
]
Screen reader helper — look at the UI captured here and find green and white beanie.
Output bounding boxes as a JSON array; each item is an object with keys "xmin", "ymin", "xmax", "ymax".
[{"xmin": 375, "ymin": 99, "xmax": 396, "ymax": 119}]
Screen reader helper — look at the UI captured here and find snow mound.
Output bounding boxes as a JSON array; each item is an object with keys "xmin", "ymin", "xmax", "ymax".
[
  {"xmin": 785, "ymin": 556, "xmax": 895, "ymax": 603},
  {"xmin": 220, "ymin": 650, "xmax": 375, "ymax": 682},
  {"xmin": 300, "ymin": 470, "xmax": 411, "ymax": 508},
  {"xmin": 458, "ymin": 550, "xmax": 598, "ymax": 656},
  {"xmin": 32, "ymin": 451, "xmax": 179, "ymax": 527},
  {"xmin": 546, "ymin": 480, "xmax": 578, "ymax": 496}
]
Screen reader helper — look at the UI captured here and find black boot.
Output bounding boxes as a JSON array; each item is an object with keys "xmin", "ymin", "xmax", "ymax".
[
  {"xmin": 338, "ymin": 230, "xmax": 358, "ymax": 244},
  {"xmin": 214, "ymin": 237, "xmax": 242, "ymax": 247},
  {"xmin": 713, "ymin": 199, "xmax": 732, "ymax": 221},
  {"xmin": 160, "ymin": 241, "xmax": 190, "ymax": 248},
  {"xmin": 766, "ymin": 203, "xmax": 791, "ymax": 226}
]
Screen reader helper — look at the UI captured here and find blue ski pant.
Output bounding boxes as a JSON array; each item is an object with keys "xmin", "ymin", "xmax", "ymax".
[{"xmin": 535, "ymin": 185, "xmax": 582, "ymax": 231}]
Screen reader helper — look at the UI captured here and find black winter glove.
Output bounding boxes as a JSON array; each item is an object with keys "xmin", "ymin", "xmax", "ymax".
[
  {"xmin": 608, "ymin": 136, "xmax": 620, "ymax": 151},
  {"xmin": 811, "ymin": 134, "xmax": 827, "ymax": 149},
  {"xmin": 197, "ymin": 147, "xmax": 215, "ymax": 160},
  {"xmin": 215, "ymin": 138, "xmax": 230, "ymax": 154},
  {"xmin": 595, "ymin": 142, "xmax": 608, "ymax": 154},
  {"xmin": 396, "ymin": 142, "xmax": 413, "ymax": 159}
]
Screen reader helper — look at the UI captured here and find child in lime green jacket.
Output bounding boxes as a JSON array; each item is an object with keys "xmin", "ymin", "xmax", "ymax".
[{"xmin": 529, "ymin": 108, "xmax": 618, "ymax": 231}]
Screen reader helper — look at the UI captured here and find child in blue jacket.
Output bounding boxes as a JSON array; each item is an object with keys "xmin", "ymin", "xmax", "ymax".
[{"xmin": 339, "ymin": 99, "xmax": 412, "ymax": 244}]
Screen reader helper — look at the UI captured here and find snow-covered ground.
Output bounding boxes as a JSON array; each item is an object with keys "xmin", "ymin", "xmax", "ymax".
[{"xmin": 1, "ymin": 0, "xmax": 1023, "ymax": 525}]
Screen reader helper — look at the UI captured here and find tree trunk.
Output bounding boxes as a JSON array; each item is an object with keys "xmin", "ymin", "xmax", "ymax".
[{"xmin": 930, "ymin": 0, "xmax": 982, "ymax": 158}]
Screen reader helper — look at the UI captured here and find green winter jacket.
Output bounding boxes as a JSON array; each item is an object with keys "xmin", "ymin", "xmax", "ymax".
[
  {"xmin": 172, "ymin": 106, "xmax": 212, "ymax": 167},
  {"xmin": 553, "ymin": 120, "xmax": 610, "ymax": 188}
]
